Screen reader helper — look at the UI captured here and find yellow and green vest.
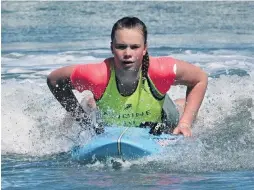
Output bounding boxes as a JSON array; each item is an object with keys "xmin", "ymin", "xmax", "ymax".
[{"xmin": 96, "ymin": 66, "xmax": 165, "ymax": 127}]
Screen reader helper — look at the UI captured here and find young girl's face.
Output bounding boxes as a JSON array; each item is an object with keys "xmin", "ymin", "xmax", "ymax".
[{"xmin": 111, "ymin": 28, "xmax": 147, "ymax": 72}]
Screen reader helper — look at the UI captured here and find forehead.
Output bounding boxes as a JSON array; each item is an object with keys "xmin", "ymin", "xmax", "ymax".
[{"xmin": 114, "ymin": 28, "xmax": 144, "ymax": 44}]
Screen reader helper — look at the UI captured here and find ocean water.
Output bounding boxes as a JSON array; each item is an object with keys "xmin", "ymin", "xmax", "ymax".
[{"xmin": 1, "ymin": 1, "xmax": 254, "ymax": 189}]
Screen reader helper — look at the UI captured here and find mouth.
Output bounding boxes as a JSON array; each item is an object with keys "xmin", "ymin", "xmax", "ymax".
[{"xmin": 122, "ymin": 61, "xmax": 134, "ymax": 65}]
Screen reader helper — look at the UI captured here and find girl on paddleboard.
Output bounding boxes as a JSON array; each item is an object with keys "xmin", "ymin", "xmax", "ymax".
[{"xmin": 47, "ymin": 16, "xmax": 208, "ymax": 137}]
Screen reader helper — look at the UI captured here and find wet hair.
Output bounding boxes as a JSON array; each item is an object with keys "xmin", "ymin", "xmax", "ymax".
[{"xmin": 111, "ymin": 17, "xmax": 149, "ymax": 80}]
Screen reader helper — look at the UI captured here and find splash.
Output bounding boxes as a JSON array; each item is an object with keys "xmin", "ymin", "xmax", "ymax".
[
  {"xmin": 1, "ymin": 79, "xmax": 94, "ymax": 156},
  {"xmin": 1, "ymin": 51, "xmax": 254, "ymax": 171}
]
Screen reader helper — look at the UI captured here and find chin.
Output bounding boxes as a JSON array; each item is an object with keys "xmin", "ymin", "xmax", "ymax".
[{"xmin": 122, "ymin": 65, "xmax": 139, "ymax": 72}]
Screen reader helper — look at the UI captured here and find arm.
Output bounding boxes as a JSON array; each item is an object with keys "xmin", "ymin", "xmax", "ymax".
[
  {"xmin": 172, "ymin": 59, "xmax": 208, "ymax": 137},
  {"xmin": 47, "ymin": 65, "xmax": 91, "ymax": 124}
]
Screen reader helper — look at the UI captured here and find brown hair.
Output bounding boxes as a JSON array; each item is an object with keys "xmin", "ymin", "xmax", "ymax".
[{"xmin": 111, "ymin": 17, "xmax": 149, "ymax": 80}]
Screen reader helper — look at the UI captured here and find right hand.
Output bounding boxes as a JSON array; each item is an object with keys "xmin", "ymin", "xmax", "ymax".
[
  {"xmin": 80, "ymin": 94, "xmax": 97, "ymax": 113},
  {"xmin": 80, "ymin": 94, "xmax": 104, "ymax": 134}
]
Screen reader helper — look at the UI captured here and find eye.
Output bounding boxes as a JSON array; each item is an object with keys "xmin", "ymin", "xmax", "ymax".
[
  {"xmin": 115, "ymin": 44, "xmax": 127, "ymax": 50},
  {"xmin": 130, "ymin": 45, "xmax": 140, "ymax": 49}
]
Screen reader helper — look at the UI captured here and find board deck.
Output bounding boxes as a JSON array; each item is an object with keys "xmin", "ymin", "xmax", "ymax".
[{"xmin": 71, "ymin": 126, "xmax": 183, "ymax": 162}]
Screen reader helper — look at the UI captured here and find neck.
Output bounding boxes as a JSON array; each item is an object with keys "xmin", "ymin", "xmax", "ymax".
[
  {"xmin": 115, "ymin": 68, "xmax": 140, "ymax": 82},
  {"xmin": 115, "ymin": 68, "xmax": 141, "ymax": 96}
]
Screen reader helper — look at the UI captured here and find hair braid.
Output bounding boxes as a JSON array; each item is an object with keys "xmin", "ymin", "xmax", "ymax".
[{"xmin": 142, "ymin": 51, "xmax": 150, "ymax": 81}]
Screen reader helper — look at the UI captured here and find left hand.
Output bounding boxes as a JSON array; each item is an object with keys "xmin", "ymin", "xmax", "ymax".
[{"xmin": 173, "ymin": 123, "xmax": 192, "ymax": 137}]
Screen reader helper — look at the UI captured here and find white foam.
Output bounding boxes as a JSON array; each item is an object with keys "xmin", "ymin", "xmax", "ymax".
[
  {"xmin": 1, "ymin": 74, "xmax": 253, "ymax": 158},
  {"xmin": 2, "ymin": 53, "xmax": 103, "ymax": 68},
  {"xmin": 2, "ymin": 50, "xmax": 253, "ymax": 79},
  {"xmin": 7, "ymin": 68, "xmax": 33, "ymax": 74},
  {"xmin": 2, "ymin": 39, "xmax": 109, "ymax": 52},
  {"xmin": 1, "ymin": 80, "xmax": 85, "ymax": 156},
  {"xmin": 150, "ymin": 33, "xmax": 254, "ymax": 50},
  {"xmin": 169, "ymin": 51, "xmax": 254, "ymax": 74}
]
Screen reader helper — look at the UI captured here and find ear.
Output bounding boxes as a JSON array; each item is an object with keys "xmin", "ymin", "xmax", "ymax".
[
  {"xmin": 110, "ymin": 42, "xmax": 114, "ymax": 54},
  {"xmin": 143, "ymin": 43, "xmax": 147, "ymax": 56}
]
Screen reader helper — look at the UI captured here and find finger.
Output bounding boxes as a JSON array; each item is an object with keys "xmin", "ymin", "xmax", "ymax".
[
  {"xmin": 87, "ymin": 97, "xmax": 96, "ymax": 109},
  {"xmin": 173, "ymin": 127, "xmax": 180, "ymax": 135},
  {"xmin": 183, "ymin": 129, "xmax": 192, "ymax": 137}
]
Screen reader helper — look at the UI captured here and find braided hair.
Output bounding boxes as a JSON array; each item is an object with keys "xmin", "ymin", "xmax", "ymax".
[{"xmin": 111, "ymin": 17, "xmax": 150, "ymax": 80}]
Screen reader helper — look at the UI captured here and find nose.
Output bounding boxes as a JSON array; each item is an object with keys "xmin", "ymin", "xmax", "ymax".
[{"xmin": 123, "ymin": 47, "xmax": 132, "ymax": 58}]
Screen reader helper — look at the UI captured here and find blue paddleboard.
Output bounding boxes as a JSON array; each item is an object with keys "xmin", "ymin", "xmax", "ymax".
[{"xmin": 71, "ymin": 127, "xmax": 183, "ymax": 162}]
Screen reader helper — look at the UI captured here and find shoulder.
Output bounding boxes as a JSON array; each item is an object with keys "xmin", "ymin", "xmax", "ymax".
[
  {"xmin": 173, "ymin": 59, "xmax": 208, "ymax": 86},
  {"xmin": 148, "ymin": 56, "xmax": 176, "ymax": 75},
  {"xmin": 71, "ymin": 58, "xmax": 111, "ymax": 77},
  {"xmin": 148, "ymin": 56, "xmax": 177, "ymax": 94},
  {"xmin": 70, "ymin": 58, "xmax": 112, "ymax": 100}
]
